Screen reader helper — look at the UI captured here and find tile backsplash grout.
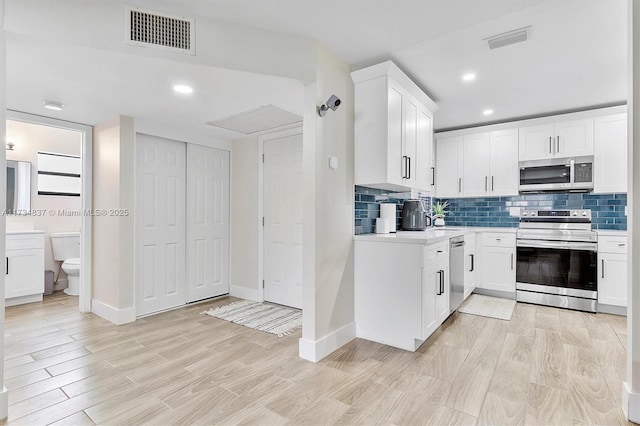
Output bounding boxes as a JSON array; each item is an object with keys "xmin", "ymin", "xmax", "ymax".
[{"xmin": 355, "ymin": 186, "xmax": 626, "ymax": 234}]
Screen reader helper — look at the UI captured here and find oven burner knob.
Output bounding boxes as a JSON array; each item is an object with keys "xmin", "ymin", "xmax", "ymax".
[
  {"xmin": 572, "ymin": 211, "xmax": 578, "ymax": 216},
  {"xmin": 582, "ymin": 211, "xmax": 588, "ymax": 217},
  {"xmin": 531, "ymin": 211, "xmax": 536, "ymax": 216},
  {"xmin": 522, "ymin": 212, "xmax": 528, "ymax": 217}
]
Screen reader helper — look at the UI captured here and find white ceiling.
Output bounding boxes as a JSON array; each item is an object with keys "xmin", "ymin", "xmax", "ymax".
[{"xmin": 3, "ymin": 0, "xmax": 627, "ymax": 137}]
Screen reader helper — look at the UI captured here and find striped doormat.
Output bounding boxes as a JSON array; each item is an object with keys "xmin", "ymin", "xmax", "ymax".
[{"xmin": 202, "ymin": 300, "xmax": 302, "ymax": 337}]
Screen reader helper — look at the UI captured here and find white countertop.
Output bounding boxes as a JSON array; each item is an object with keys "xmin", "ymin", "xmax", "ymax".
[{"xmin": 354, "ymin": 226, "xmax": 517, "ymax": 244}]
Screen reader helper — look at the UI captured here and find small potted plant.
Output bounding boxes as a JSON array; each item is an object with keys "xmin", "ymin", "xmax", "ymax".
[{"xmin": 432, "ymin": 200, "xmax": 449, "ymax": 227}]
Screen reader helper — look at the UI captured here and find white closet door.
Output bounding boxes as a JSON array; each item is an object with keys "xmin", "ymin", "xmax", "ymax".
[
  {"xmin": 135, "ymin": 134, "xmax": 187, "ymax": 316},
  {"xmin": 187, "ymin": 144, "xmax": 230, "ymax": 302},
  {"xmin": 264, "ymin": 134, "xmax": 303, "ymax": 309}
]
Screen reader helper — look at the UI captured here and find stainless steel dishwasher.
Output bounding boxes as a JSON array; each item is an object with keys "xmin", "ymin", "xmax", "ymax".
[{"xmin": 449, "ymin": 236, "xmax": 465, "ymax": 312}]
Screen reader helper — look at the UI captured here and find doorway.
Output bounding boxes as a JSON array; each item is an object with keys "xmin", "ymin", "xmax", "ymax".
[
  {"xmin": 5, "ymin": 110, "xmax": 93, "ymax": 313},
  {"xmin": 262, "ymin": 131, "xmax": 303, "ymax": 309}
]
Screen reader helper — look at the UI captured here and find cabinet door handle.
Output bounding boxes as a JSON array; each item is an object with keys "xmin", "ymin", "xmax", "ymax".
[
  {"xmin": 431, "ymin": 167, "xmax": 435, "ymax": 186},
  {"xmin": 485, "ymin": 176, "xmax": 488, "ymax": 192},
  {"xmin": 440, "ymin": 269, "xmax": 445, "ymax": 294},
  {"xmin": 458, "ymin": 177, "xmax": 462, "ymax": 193},
  {"xmin": 437, "ymin": 250, "xmax": 443, "ymax": 254},
  {"xmin": 5, "ymin": 257, "xmax": 7, "ymax": 275},
  {"xmin": 408, "ymin": 157, "xmax": 411, "ymax": 180},
  {"xmin": 491, "ymin": 176, "xmax": 494, "ymax": 192},
  {"xmin": 556, "ymin": 136, "xmax": 560, "ymax": 154},
  {"xmin": 549, "ymin": 137, "xmax": 552, "ymax": 154},
  {"xmin": 511, "ymin": 253, "xmax": 514, "ymax": 270},
  {"xmin": 436, "ymin": 271, "xmax": 442, "ymax": 295},
  {"xmin": 618, "ymin": 243, "xmax": 626, "ymax": 247},
  {"xmin": 470, "ymin": 254, "xmax": 474, "ymax": 272},
  {"xmin": 602, "ymin": 259, "xmax": 605, "ymax": 278},
  {"xmin": 402, "ymin": 156, "xmax": 408, "ymax": 179}
]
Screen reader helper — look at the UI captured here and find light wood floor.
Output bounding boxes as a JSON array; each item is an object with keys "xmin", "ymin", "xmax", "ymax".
[{"xmin": 2, "ymin": 292, "xmax": 634, "ymax": 425}]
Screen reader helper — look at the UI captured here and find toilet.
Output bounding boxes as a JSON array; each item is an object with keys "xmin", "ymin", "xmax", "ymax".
[{"xmin": 50, "ymin": 232, "xmax": 81, "ymax": 296}]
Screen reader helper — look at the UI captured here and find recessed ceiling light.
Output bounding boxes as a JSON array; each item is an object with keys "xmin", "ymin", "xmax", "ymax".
[
  {"xmin": 462, "ymin": 73, "xmax": 476, "ymax": 82},
  {"xmin": 43, "ymin": 100, "xmax": 64, "ymax": 111},
  {"xmin": 483, "ymin": 109, "xmax": 494, "ymax": 116},
  {"xmin": 173, "ymin": 84, "xmax": 193, "ymax": 94}
]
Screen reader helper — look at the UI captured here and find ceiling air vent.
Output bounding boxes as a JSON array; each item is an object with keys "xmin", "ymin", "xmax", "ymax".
[
  {"xmin": 206, "ymin": 106, "xmax": 302, "ymax": 135},
  {"xmin": 484, "ymin": 26, "xmax": 531, "ymax": 50},
  {"xmin": 125, "ymin": 7, "xmax": 195, "ymax": 55}
]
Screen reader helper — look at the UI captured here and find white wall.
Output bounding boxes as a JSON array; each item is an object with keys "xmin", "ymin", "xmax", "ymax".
[
  {"xmin": 300, "ymin": 44, "xmax": 355, "ymax": 361},
  {"xmin": 5, "ymin": 1, "xmax": 317, "ymax": 82},
  {"xmin": 0, "ymin": 0, "xmax": 9, "ymax": 419},
  {"xmin": 230, "ymin": 135, "xmax": 260, "ymax": 299},
  {"xmin": 5, "ymin": 120, "xmax": 81, "ymax": 288},
  {"xmin": 91, "ymin": 116, "xmax": 135, "ymax": 324}
]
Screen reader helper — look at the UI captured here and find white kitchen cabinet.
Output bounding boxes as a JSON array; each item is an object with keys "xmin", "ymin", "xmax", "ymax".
[
  {"xmin": 5, "ymin": 232, "xmax": 45, "ymax": 306},
  {"xmin": 478, "ymin": 232, "xmax": 516, "ymax": 294},
  {"xmin": 489, "ymin": 129, "xmax": 519, "ymax": 196},
  {"xmin": 594, "ymin": 113, "xmax": 627, "ymax": 194},
  {"xmin": 463, "ymin": 233, "xmax": 477, "ymax": 299},
  {"xmin": 354, "ymin": 238, "xmax": 449, "ymax": 351},
  {"xmin": 435, "ymin": 136, "xmax": 463, "ymax": 198},
  {"xmin": 598, "ymin": 235, "xmax": 627, "ymax": 309},
  {"xmin": 352, "ymin": 61, "xmax": 437, "ymax": 192},
  {"xmin": 436, "ymin": 129, "xmax": 518, "ymax": 198},
  {"xmin": 424, "ymin": 242, "xmax": 450, "ymax": 334},
  {"xmin": 519, "ymin": 118, "xmax": 593, "ymax": 161},
  {"xmin": 462, "ymin": 133, "xmax": 491, "ymax": 197}
]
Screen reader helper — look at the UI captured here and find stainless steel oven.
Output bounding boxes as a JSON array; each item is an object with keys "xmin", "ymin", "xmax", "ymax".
[
  {"xmin": 519, "ymin": 156, "xmax": 594, "ymax": 193},
  {"xmin": 516, "ymin": 209, "xmax": 597, "ymax": 312}
]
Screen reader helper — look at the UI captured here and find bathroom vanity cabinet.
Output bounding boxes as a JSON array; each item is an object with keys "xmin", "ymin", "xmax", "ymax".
[{"xmin": 5, "ymin": 231, "xmax": 45, "ymax": 306}]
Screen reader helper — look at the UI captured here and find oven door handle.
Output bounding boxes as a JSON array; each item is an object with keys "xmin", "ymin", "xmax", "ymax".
[{"xmin": 516, "ymin": 239, "xmax": 597, "ymax": 252}]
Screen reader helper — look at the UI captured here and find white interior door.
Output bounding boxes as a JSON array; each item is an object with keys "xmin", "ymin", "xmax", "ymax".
[
  {"xmin": 264, "ymin": 133, "xmax": 303, "ymax": 309},
  {"xmin": 135, "ymin": 134, "xmax": 187, "ymax": 316},
  {"xmin": 187, "ymin": 144, "xmax": 230, "ymax": 302}
]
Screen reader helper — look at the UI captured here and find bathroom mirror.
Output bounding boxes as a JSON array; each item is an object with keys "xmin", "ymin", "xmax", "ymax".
[{"xmin": 6, "ymin": 160, "xmax": 31, "ymax": 214}]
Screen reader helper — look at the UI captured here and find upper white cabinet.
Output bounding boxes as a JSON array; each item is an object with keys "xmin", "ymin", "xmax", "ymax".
[
  {"xmin": 435, "ymin": 136, "xmax": 463, "ymax": 197},
  {"xmin": 435, "ymin": 129, "xmax": 518, "ymax": 198},
  {"xmin": 489, "ymin": 129, "xmax": 519, "ymax": 196},
  {"xmin": 519, "ymin": 118, "xmax": 594, "ymax": 161},
  {"xmin": 594, "ymin": 113, "xmax": 627, "ymax": 194},
  {"xmin": 352, "ymin": 61, "xmax": 438, "ymax": 192}
]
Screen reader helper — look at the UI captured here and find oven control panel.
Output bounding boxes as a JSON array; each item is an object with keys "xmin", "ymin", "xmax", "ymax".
[{"xmin": 520, "ymin": 209, "xmax": 591, "ymax": 219}]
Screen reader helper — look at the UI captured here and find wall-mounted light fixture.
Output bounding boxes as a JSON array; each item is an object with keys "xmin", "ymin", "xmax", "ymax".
[
  {"xmin": 318, "ymin": 95, "xmax": 342, "ymax": 117},
  {"xmin": 6, "ymin": 139, "xmax": 15, "ymax": 151}
]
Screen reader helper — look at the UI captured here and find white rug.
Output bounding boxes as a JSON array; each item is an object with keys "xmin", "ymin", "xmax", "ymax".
[
  {"xmin": 457, "ymin": 294, "xmax": 516, "ymax": 321},
  {"xmin": 202, "ymin": 300, "xmax": 302, "ymax": 337}
]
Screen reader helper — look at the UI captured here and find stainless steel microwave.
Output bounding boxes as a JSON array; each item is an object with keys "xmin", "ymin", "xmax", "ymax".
[{"xmin": 519, "ymin": 156, "xmax": 594, "ymax": 193}]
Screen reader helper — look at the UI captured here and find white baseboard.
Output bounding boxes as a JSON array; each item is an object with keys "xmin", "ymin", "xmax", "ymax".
[
  {"xmin": 6, "ymin": 294, "xmax": 43, "ymax": 307},
  {"xmin": 622, "ymin": 381, "xmax": 640, "ymax": 423},
  {"xmin": 299, "ymin": 321, "xmax": 356, "ymax": 362},
  {"xmin": 229, "ymin": 285, "xmax": 260, "ymax": 302},
  {"xmin": 91, "ymin": 299, "xmax": 135, "ymax": 325},
  {"xmin": 0, "ymin": 386, "xmax": 7, "ymax": 421},
  {"xmin": 597, "ymin": 303, "xmax": 627, "ymax": 316}
]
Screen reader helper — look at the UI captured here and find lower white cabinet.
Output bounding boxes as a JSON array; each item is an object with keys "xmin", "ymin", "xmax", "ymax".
[
  {"xmin": 598, "ymin": 235, "xmax": 627, "ymax": 309},
  {"xmin": 477, "ymin": 232, "xmax": 516, "ymax": 294},
  {"xmin": 422, "ymin": 242, "xmax": 449, "ymax": 339},
  {"xmin": 463, "ymin": 233, "xmax": 476, "ymax": 298},
  {"xmin": 355, "ymin": 239, "xmax": 450, "ymax": 351},
  {"xmin": 5, "ymin": 232, "xmax": 45, "ymax": 306}
]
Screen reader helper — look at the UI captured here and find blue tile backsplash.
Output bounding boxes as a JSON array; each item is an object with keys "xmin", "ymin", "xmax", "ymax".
[
  {"xmin": 354, "ymin": 187, "xmax": 626, "ymax": 234},
  {"xmin": 440, "ymin": 193, "xmax": 627, "ymax": 230}
]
